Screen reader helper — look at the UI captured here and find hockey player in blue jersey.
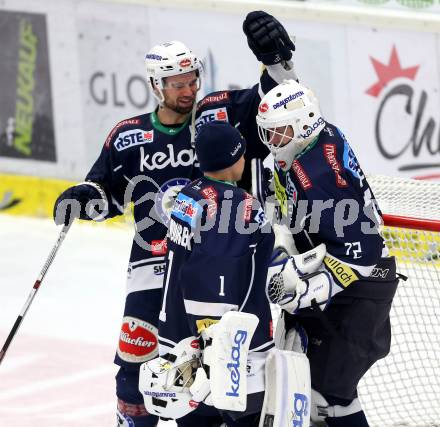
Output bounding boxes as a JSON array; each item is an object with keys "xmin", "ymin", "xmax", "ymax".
[
  {"xmin": 255, "ymin": 80, "xmax": 400, "ymax": 427},
  {"xmin": 139, "ymin": 121, "xmax": 276, "ymax": 426},
  {"xmin": 52, "ymin": 11, "xmax": 298, "ymax": 427}
]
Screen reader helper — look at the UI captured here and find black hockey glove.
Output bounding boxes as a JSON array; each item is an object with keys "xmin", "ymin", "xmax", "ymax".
[
  {"xmin": 53, "ymin": 182, "xmax": 107, "ymax": 226},
  {"xmin": 243, "ymin": 11, "xmax": 295, "ymax": 65}
]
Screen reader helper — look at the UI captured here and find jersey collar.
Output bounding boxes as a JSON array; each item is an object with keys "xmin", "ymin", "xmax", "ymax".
[
  {"xmin": 295, "ymin": 136, "xmax": 319, "ymax": 160},
  {"xmin": 204, "ymin": 175, "xmax": 236, "ymax": 187},
  {"xmin": 150, "ymin": 110, "xmax": 190, "ymax": 135}
]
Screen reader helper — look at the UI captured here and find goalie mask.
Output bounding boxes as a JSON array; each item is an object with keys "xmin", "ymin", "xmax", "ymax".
[
  {"xmin": 138, "ymin": 337, "xmax": 201, "ymax": 419},
  {"xmin": 256, "ymin": 80, "xmax": 325, "ymax": 171},
  {"xmin": 145, "ymin": 40, "xmax": 203, "ymax": 103}
]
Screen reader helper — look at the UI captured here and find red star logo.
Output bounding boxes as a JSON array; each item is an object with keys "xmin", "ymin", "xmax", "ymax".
[{"xmin": 366, "ymin": 45, "xmax": 419, "ymax": 97}]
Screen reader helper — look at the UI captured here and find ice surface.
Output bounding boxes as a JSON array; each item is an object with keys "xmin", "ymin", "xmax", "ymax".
[{"xmin": 0, "ymin": 215, "xmax": 176, "ymax": 426}]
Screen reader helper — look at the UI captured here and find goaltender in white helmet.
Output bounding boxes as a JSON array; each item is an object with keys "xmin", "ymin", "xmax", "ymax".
[{"xmin": 256, "ymin": 79, "xmax": 325, "ymax": 172}]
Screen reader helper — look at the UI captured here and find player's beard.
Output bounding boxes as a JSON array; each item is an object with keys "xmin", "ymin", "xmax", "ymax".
[{"xmin": 164, "ymin": 97, "xmax": 195, "ymax": 115}]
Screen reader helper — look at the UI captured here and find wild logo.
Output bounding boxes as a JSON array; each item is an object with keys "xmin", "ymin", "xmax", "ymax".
[{"xmin": 366, "ymin": 45, "xmax": 440, "ymax": 176}]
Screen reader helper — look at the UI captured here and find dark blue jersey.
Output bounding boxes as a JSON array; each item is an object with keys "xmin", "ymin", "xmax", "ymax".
[
  {"xmin": 273, "ymin": 122, "xmax": 387, "ymax": 292},
  {"xmin": 85, "ymin": 69, "xmax": 278, "ymax": 296},
  {"xmin": 86, "ymin": 111, "xmax": 198, "ymax": 295},
  {"xmin": 158, "ymin": 176, "xmax": 275, "ymax": 360}
]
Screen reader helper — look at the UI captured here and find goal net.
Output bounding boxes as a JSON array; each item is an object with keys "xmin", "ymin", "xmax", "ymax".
[{"xmin": 359, "ymin": 175, "xmax": 440, "ymax": 427}]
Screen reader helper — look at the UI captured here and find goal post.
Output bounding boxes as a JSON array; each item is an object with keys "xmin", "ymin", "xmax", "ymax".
[{"xmin": 359, "ymin": 175, "xmax": 440, "ymax": 427}]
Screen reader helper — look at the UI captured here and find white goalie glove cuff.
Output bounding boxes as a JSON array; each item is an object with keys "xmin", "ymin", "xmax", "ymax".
[
  {"xmin": 266, "ymin": 61, "xmax": 298, "ymax": 83},
  {"xmin": 270, "ymin": 223, "xmax": 299, "ymax": 264}
]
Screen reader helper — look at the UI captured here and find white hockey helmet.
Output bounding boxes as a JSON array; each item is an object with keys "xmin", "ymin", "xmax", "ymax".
[
  {"xmin": 138, "ymin": 337, "xmax": 201, "ymax": 419},
  {"xmin": 256, "ymin": 80, "xmax": 325, "ymax": 171},
  {"xmin": 145, "ymin": 40, "xmax": 203, "ymax": 103}
]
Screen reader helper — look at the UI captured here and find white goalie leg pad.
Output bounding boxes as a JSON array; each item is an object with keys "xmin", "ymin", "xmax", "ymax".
[
  {"xmin": 203, "ymin": 311, "xmax": 259, "ymax": 412},
  {"xmin": 310, "ymin": 390, "xmax": 363, "ymax": 426},
  {"xmin": 259, "ymin": 348, "xmax": 311, "ymax": 427}
]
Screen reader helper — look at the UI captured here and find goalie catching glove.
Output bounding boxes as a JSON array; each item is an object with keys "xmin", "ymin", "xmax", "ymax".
[{"xmin": 266, "ymin": 243, "xmax": 332, "ymax": 313}]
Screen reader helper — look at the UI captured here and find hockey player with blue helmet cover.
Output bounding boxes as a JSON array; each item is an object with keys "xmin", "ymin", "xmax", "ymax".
[
  {"xmin": 256, "ymin": 80, "xmax": 401, "ymax": 427},
  {"xmin": 52, "ymin": 11, "xmax": 299, "ymax": 427}
]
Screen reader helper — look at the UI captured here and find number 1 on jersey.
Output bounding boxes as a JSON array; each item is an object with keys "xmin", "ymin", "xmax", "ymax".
[{"xmin": 219, "ymin": 275, "xmax": 225, "ymax": 296}]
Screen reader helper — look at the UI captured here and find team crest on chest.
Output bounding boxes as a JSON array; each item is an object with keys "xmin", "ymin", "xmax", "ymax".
[{"xmin": 155, "ymin": 178, "xmax": 191, "ymax": 225}]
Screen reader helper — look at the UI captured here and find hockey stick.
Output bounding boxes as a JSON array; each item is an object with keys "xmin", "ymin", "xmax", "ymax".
[{"xmin": 0, "ymin": 223, "xmax": 72, "ymax": 366}]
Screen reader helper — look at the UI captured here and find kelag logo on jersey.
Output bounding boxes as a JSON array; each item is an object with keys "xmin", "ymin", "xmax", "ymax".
[
  {"xmin": 114, "ymin": 129, "xmax": 154, "ymax": 151},
  {"xmin": 195, "ymin": 107, "xmax": 228, "ymax": 133},
  {"xmin": 140, "ymin": 144, "xmax": 195, "ymax": 171}
]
